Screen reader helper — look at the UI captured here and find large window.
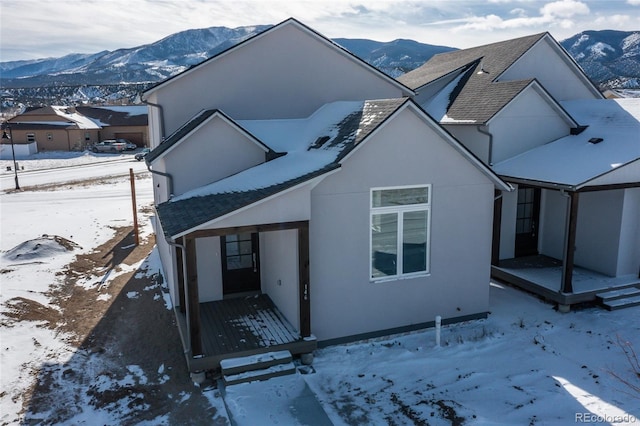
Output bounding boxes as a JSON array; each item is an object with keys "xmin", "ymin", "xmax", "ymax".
[{"xmin": 370, "ymin": 185, "xmax": 431, "ymax": 280}]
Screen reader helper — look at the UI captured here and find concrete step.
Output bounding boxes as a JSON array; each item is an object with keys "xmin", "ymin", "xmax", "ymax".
[
  {"xmin": 220, "ymin": 350, "xmax": 292, "ymax": 376},
  {"xmin": 596, "ymin": 287, "xmax": 640, "ymax": 302},
  {"xmin": 223, "ymin": 361, "xmax": 297, "ymax": 386},
  {"xmin": 601, "ymin": 294, "xmax": 640, "ymax": 311}
]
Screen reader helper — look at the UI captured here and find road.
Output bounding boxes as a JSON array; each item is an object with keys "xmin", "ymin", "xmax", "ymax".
[{"xmin": 0, "ymin": 157, "xmax": 149, "ymax": 191}]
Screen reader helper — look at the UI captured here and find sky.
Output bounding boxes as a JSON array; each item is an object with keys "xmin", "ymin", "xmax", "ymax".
[{"xmin": 0, "ymin": 0, "xmax": 639, "ymax": 62}]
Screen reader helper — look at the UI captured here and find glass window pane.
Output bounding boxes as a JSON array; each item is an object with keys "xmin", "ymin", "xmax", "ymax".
[
  {"xmin": 372, "ymin": 213, "xmax": 398, "ymax": 278},
  {"xmin": 372, "ymin": 187, "xmax": 428, "ymax": 207},
  {"xmin": 239, "ymin": 241, "xmax": 252, "ymax": 255},
  {"xmin": 403, "ymin": 210, "xmax": 427, "ymax": 273},
  {"xmin": 227, "ymin": 255, "xmax": 253, "ymax": 270},
  {"xmin": 226, "ymin": 241, "xmax": 239, "ymax": 255}
]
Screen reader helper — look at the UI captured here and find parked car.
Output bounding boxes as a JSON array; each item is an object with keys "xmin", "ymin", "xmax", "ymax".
[
  {"xmin": 135, "ymin": 148, "xmax": 151, "ymax": 161},
  {"xmin": 117, "ymin": 138, "xmax": 137, "ymax": 150},
  {"xmin": 92, "ymin": 140, "xmax": 126, "ymax": 153}
]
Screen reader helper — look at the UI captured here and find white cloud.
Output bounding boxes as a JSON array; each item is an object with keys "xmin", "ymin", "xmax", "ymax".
[
  {"xmin": 627, "ymin": 0, "xmax": 640, "ymax": 5},
  {"xmin": 540, "ymin": 0, "xmax": 590, "ymax": 18}
]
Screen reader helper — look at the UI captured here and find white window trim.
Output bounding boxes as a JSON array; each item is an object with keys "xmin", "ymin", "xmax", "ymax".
[{"xmin": 370, "ymin": 184, "xmax": 431, "ymax": 282}]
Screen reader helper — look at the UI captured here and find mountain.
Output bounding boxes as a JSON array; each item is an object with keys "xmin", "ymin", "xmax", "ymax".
[
  {"xmin": 0, "ymin": 27, "xmax": 638, "ymax": 107},
  {"xmin": 560, "ymin": 30, "xmax": 640, "ymax": 89},
  {"xmin": 0, "ymin": 26, "xmax": 454, "ymax": 89}
]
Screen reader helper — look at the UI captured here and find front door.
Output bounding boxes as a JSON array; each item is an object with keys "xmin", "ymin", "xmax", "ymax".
[
  {"xmin": 221, "ymin": 233, "xmax": 260, "ymax": 295},
  {"xmin": 515, "ymin": 186, "xmax": 541, "ymax": 257}
]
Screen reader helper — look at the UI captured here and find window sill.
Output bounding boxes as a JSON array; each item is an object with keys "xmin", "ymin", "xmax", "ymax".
[{"xmin": 370, "ymin": 273, "xmax": 430, "ymax": 284}]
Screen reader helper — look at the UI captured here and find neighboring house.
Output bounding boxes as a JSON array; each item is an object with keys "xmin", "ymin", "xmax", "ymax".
[
  {"xmin": 399, "ymin": 33, "xmax": 640, "ymax": 310},
  {"xmin": 2, "ymin": 105, "xmax": 148, "ymax": 153},
  {"xmin": 141, "ymin": 18, "xmax": 510, "ymax": 372},
  {"xmin": 77, "ymin": 106, "xmax": 149, "ymax": 147},
  {"xmin": 3, "ymin": 106, "xmax": 101, "ymax": 152}
]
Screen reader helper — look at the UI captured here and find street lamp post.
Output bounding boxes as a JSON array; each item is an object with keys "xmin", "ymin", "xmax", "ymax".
[{"xmin": 2, "ymin": 126, "xmax": 20, "ymax": 190}]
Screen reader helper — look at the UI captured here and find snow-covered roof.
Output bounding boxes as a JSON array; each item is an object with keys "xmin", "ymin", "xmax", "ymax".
[
  {"xmin": 51, "ymin": 106, "xmax": 100, "ymax": 129},
  {"xmin": 157, "ymin": 99, "xmax": 408, "ymax": 237},
  {"xmin": 493, "ymin": 98, "xmax": 640, "ymax": 189}
]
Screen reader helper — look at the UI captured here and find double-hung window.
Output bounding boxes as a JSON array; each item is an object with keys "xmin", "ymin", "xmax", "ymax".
[{"xmin": 370, "ymin": 185, "xmax": 431, "ymax": 280}]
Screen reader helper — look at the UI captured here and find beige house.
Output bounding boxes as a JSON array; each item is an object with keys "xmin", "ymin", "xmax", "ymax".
[{"xmin": 2, "ymin": 105, "xmax": 148, "ymax": 152}]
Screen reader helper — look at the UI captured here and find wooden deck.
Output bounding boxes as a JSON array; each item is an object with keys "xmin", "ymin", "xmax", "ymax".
[
  {"xmin": 492, "ymin": 255, "xmax": 640, "ymax": 305},
  {"xmin": 175, "ymin": 294, "xmax": 316, "ymax": 372}
]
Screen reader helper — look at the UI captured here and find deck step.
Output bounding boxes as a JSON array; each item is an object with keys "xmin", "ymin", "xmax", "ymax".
[
  {"xmin": 601, "ymin": 294, "xmax": 640, "ymax": 311},
  {"xmin": 220, "ymin": 350, "xmax": 295, "ymax": 385},
  {"xmin": 223, "ymin": 361, "xmax": 297, "ymax": 386},
  {"xmin": 596, "ymin": 287, "xmax": 640, "ymax": 302}
]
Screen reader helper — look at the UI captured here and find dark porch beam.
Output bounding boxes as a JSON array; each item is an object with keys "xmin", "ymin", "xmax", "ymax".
[
  {"xmin": 298, "ymin": 224, "xmax": 311, "ymax": 337},
  {"xmin": 185, "ymin": 236, "xmax": 203, "ymax": 356},
  {"xmin": 561, "ymin": 192, "xmax": 579, "ymax": 294},
  {"xmin": 187, "ymin": 220, "xmax": 310, "ymax": 239}
]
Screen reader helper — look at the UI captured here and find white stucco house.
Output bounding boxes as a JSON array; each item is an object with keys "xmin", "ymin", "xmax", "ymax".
[
  {"xmin": 141, "ymin": 18, "xmax": 510, "ymax": 372},
  {"xmin": 399, "ymin": 32, "xmax": 640, "ymax": 310}
]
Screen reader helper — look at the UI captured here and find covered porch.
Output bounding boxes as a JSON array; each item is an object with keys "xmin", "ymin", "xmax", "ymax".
[
  {"xmin": 492, "ymin": 255, "xmax": 640, "ymax": 305},
  {"xmin": 174, "ymin": 221, "xmax": 315, "ymax": 372},
  {"xmin": 174, "ymin": 293, "xmax": 316, "ymax": 372}
]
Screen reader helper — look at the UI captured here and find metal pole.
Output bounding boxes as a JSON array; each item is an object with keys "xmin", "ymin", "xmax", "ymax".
[
  {"xmin": 7, "ymin": 127, "xmax": 20, "ymax": 190},
  {"xmin": 130, "ymin": 168, "xmax": 139, "ymax": 245}
]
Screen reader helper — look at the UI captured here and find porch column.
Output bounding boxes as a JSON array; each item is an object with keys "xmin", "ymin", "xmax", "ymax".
[
  {"xmin": 561, "ymin": 191, "xmax": 579, "ymax": 294},
  {"xmin": 491, "ymin": 189, "xmax": 503, "ymax": 266},
  {"xmin": 298, "ymin": 223, "xmax": 311, "ymax": 337},
  {"xmin": 184, "ymin": 236, "xmax": 203, "ymax": 356}
]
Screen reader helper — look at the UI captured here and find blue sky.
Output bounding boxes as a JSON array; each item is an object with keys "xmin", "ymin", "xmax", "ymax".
[{"xmin": 1, "ymin": 0, "xmax": 639, "ymax": 62}]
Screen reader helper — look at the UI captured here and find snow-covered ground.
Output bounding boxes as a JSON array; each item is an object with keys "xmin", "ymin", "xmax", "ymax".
[{"xmin": 1, "ymin": 153, "xmax": 639, "ymax": 425}]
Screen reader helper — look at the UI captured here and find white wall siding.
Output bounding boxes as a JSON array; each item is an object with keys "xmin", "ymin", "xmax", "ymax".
[
  {"xmin": 574, "ymin": 190, "xmax": 623, "ymax": 276},
  {"xmin": 499, "ymin": 38, "xmax": 599, "ymax": 101},
  {"xmin": 490, "ymin": 88, "xmax": 571, "ymax": 164},
  {"xmin": 499, "ymin": 187, "xmax": 518, "ymax": 260},
  {"xmin": 196, "ymin": 237, "xmax": 223, "ymax": 302},
  {"xmin": 309, "ymin": 108, "xmax": 495, "ymax": 341},
  {"xmin": 617, "ymin": 188, "xmax": 640, "ymax": 276},
  {"xmin": 443, "ymin": 125, "xmax": 490, "ymax": 164},
  {"xmin": 539, "ymin": 189, "xmax": 567, "ymax": 260},
  {"xmin": 260, "ymin": 230, "xmax": 300, "ymax": 330},
  {"xmin": 155, "ymin": 23, "xmax": 406, "ymax": 136},
  {"xmin": 163, "ymin": 116, "xmax": 265, "ymax": 197},
  {"xmin": 152, "ymin": 216, "xmax": 178, "ymax": 305}
]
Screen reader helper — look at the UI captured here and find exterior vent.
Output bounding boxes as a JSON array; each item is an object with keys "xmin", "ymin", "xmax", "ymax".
[
  {"xmin": 589, "ymin": 137, "xmax": 604, "ymax": 144},
  {"xmin": 309, "ymin": 135, "xmax": 330, "ymax": 150}
]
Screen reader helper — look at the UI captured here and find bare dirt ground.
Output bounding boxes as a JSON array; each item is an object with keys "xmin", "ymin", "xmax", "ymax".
[{"xmin": 6, "ymin": 224, "xmax": 228, "ymax": 425}]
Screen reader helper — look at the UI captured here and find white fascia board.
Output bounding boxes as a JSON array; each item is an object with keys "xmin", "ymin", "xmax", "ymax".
[
  {"xmin": 148, "ymin": 110, "xmax": 270, "ymax": 164},
  {"xmin": 339, "ymin": 100, "xmax": 512, "ymax": 192},
  {"xmin": 487, "ymin": 80, "xmax": 579, "ymax": 129},
  {"xmin": 144, "ymin": 18, "xmax": 415, "ymax": 99}
]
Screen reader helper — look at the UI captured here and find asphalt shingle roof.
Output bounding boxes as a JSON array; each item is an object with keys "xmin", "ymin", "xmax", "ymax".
[
  {"xmin": 156, "ymin": 98, "xmax": 408, "ymax": 238},
  {"xmin": 398, "ymin": 33, "xmax": 547, "ymax": 124}
]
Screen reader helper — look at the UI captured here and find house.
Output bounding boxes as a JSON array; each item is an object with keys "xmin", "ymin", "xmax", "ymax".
[
  {"xmin": 399, "ymin": 33, "xmax": 640, "ymax": 310},
  {"xmin": 141, "ymin": 18, "xmax": 510, "ymax": 372},
  {"xmin": 1, "ymin": 105, "xmax": 148, "ymax": 154},
  {"xmin": 76, "ymin": 106, "xmax": 148, "ymax": 147},
  {"xmin": 2, "ymin": 106, "xmax": 101, "ymax": 153}
]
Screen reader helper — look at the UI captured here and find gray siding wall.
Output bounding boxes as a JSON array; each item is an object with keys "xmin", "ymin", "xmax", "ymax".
[
  {"xmin": 309, "ymin": 108, "xmax": 495, "ymax": 341},
  {"xmin": 618, "ymin": 188, "xmax": 640, "ymax": 276},
  {"xmin": 153, "ymin": 23, "xmax": 406, "ymax": 136},
  {"xmin": 162, "ymin": 116, "xmax": 265, "ymax": 198},
  {"xmin": 490, "ymin": 88, "xmax": 571, "ymax": 164},
  {"xmin": 260, "ymin": 230, "xmax": 300, "ymax": 330},
  {"xmin": 499, "ymin": 39, "xmax": 600, "ymax": 101}
]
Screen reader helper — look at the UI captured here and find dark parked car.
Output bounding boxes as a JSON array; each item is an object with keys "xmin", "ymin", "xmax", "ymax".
[
  {"xmin": 117, "ymin": 138, "xmax": 138, "ymax": 150},
  {"xmin": 135, "ymin": 148, "xmax": 150, "ymax": 161}
]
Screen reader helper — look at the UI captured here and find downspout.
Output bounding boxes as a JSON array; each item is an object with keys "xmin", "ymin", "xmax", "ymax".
[
  {"xmin": 477, "ymin": 125, "xmax": 494, "ymax": 166},
  {"xmin": 140, "ymin": 96, "xmax": 174, "ymax": 199},
  {"xmin": 166, "ymin": 237, "xmax": 191, "ymax": 356}
]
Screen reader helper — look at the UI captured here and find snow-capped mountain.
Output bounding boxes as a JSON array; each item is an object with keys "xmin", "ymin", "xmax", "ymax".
[
  {"xmin": 0, "ymin": 27, "xmax": 638, "ymax": 107},
  {"xmin": 560, "ymin": 30, "xmax": 640, "ymax": 89}
]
